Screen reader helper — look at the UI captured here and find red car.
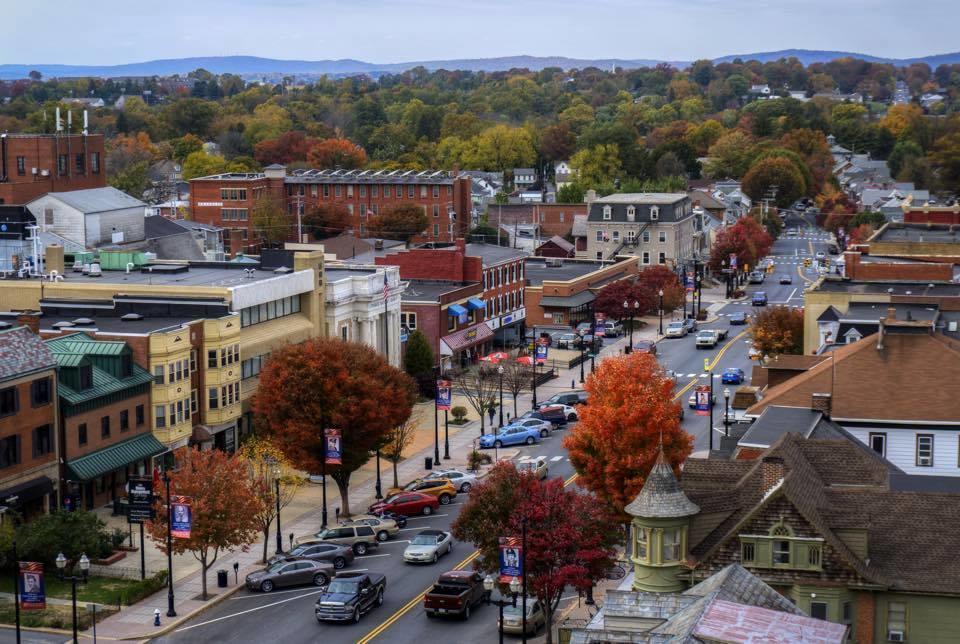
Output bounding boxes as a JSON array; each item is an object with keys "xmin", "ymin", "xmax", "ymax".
[{"xmin": 369, "ymin": 491, "xmax": 439, "ymax": 517}]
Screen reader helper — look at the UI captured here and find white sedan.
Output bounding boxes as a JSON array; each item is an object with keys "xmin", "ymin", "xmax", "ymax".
[
  {"xmin": 424, "ymin": 469, "xmax": 478, "ymax": 493},
  {"xmin": 403, "ymin": 530, "xmax": 453, "ymax": 564},
  {"xmin": 508, "ymin": 418, "xmax": 553, "ymax": 438}
]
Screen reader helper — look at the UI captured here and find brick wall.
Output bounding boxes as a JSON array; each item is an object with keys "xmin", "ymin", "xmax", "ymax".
[
  {"xmin": 904, "ymin": 207, "xmax": 960, "ymax": 224},
  {"xmin": 64, "ymin": 394, "xmax": 152, "ymax": 459},
  {"xmin": 0, "ymin": 371, "xmax": 58, "ymax": 480},
  {"xmin": 0, "ymin": 134, "xmax": 107, "ymax": 205},
  {"xmin": 492, "ymin": 203, "xmax": 584, "ymax": 238},
  {"xmin": 843, "ymin": 251, "xmax": 953, "ymax": 281},
  {"xmin": 402, "ymin": 303, "xmax": 442, "ymax": 360},
  {"xmin": 855, "ymin": 591, "xmax": 875, "ymax": 643},
  {"xmin": 375, "ymin": 240, "xmax": 478, "ymax": 281}
]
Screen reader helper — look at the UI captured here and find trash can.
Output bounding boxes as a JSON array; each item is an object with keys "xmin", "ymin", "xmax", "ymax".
[
  {"xmin": 217, "ymin": 569, "xmax": 228, "ymax": 588},
  {"xmin": 424, "ymin": 456, "xmax": 433, "ymax": 470}
]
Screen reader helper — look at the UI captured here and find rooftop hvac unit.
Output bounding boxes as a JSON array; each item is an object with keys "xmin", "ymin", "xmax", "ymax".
[{"xmin": 545, "ymin": 258, "xmax": 563, "ymax": 268}]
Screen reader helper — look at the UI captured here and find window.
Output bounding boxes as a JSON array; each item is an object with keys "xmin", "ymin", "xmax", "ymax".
[
  {"xmin": 31, "ymin": 378, "xmax": 51, "ymax": 407},
  {"xmin": 553, "ymin": 312, "xmax": 564, "ymax": 324},
  {"xmin": 612, "ymin": 231, "xmax": 620, "ymax": 242},
  {"xmin": 400, "ymin": 312, "xmax": 417, "ymax": 329},
  {"xmin": 191, "ymin": 389, "xmax": 198, "ymax": 414},
  {"xmin": 661, "ymin": 529, "xmax": 681, "ymax": 562},
  {"xmin": 420, "ymin": 185, "xmax": 427, "ymax": 198},
  {"xmin": 155, "ymin": 405, "xmax": 166, "ymax": 428},
  {"xmin": 595, "ymin": 230, "xmax": 604, "ymax": 242},
  {"xmin": 602, "ymin": 206, "xmax": 611, "ymax": 220},
  {"xmin": 869, "ymin": 433, "xmax": 886, "ymax": 457},
  {"xmin": 916, "ymin": 434, "xmax": 933, "ymax": 466},
  {"xmin": 207, "ymin": 350, "xmax": 217, "ymax": 368},
  {"xmin": 101, "ymin": 416, "xmax": 111, "ymax": 439},
  {"xmin": 0, "ymin": 436, "xmax": 20, "ymax": 468},
  {"xmin": 346, "ymin": 185, "xmax": 354, "ymax": 198},
  {"xmin": 16, "ymin": 156, "xmax": 26, "ymax": 175},
  {"xmin": 322, "ymin": 184, "xmax": 330, "ymax": 198},
  {"xmin": 810, "ymin": 602, "xmax": 828, "ymax": 621},
  {"xmin": 433, "ymin": 224, "xmax": 440, "ymax": 237},
  {"xmin": 136, "ymin": 405, "xmax": 145, "ymax": 427},
  {"xmin": 340, "ymin": 325, "xmax": 349, "ymax": 340},
  {"xmin": 808, "ymin": 545, "xmax": 822, "ymax": 566},
  {"xmin": 31, "ymin": 425, "xmax": 52, "ymax": 458},
  {"xmin": 773, "ymin": 539, "xmax": 791, "ymax": 565},
  {"xmin": 120, "ymin": 409, "xmax": 129, "ymax": 431},
  {"xmin": 58, "ymin": 154, "xmax": 67, "ymax": 175},
  {"xmin": 642, "ymin": 231, "xmax": 651, "ymax": 243},
  {"xmin": 432, "ymin": 185, "xmax": 439, "ymax": 198},
  {"xmin": 650, "ymin": 206, "xmax": 659, "ymax": 220},
  {"xmin": 371, "ymin": 186, "xmax": 378, "ymax": 197},
  {"xmin": 887, "ymin": 601, "xmax": 906, "ymax": 641},
  {"xmin": 221, "ymin": 208, "xmax": 248, "ymax": 221},
  {"xmin": 190, "ymin": 349, "xmax": 197, "ymax": 373},
  {"xmin": 741, "ymin": 541, "xmax": 755, "ymax": 563},
  {"xmin": 635, "ymin": 527, "xmax": 648, "ymax": 561},
  {"xmin": 240, "ymin": 296, "xmax": 301, "ymax": 328},
  {"xmin": 658, "ymin": 231, "xmax": 666, "ymax": 243},
  {"xmin": 408, "ymin": 185, "xmax": 415, "ymax": 198},
  {"xmin": 335, "ymin": 185, "xmax": 341, "ymax": 197},
  {"xmin": 359, "ymin": 185, "xmax": 366, "ymax": 197},
  {"xmin": 0, "ymin": 387, "xmax": 17, "ymax": 417},
  {"xmin": 433, "ymin": 204, "xmax": 440, "ymax": 217},
  {"xmin": 209, "ymin": 388, "xmax": 219, "ymax": 410},
  {"xmin": 595, "ymin": 252, "xmax": 603, "ymax": 260},
  {"xmin": 91, "ymin": 151, "xmax": 100, "ymax": 174},
  {"xmin": 359, "ymin": 203, "xmax": 366, "ymax": 217},
  {"xmin": 642, "ymin": 251, "xmax": 650, "ymax": 265},
  {"xmin": 383, "ymin": 186, "xmax": 391, "ymax": 198},
  {"xmin": 659, "ymin": 252, "xmax": 666, "ymax": 264},
  {"xmin": 75, "ymin": 153, "xmax": 85, "ymax": 173},
  {"xmin": 626, "ymin": 205, "xmax": 635, "ymax": 220},
  {"xmin": 78, "ymin": 423, "xmax": 88, "ymax": 446}
]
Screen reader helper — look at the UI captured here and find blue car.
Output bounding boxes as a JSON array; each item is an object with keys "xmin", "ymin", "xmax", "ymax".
[
  {"xmin": 721, "ymin": 368, "xmax": 745, "ymax": 385},
  {"xmin": 478, "ymin": 425, "xmax": 542, "ymax": 449},
  {"xmin": 751, "ymin": 292, "xmax": 768, "ymax": 306}
]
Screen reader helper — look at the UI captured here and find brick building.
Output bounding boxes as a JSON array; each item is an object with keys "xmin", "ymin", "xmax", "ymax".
[
  {"xmin": 190, "ymin": 165, "xmax": 472, "ymax": 254},
  {"xmin": 488, "ymin": 203, "xmax": 584, "ymax": 239},
  {"xmin": 0, "ymin": 133, "xmax": 107, "ymax": 205},
  {"xmin": 523, "ymin": 257, "xmax": 640, "ymax": 328},
  {"xmin": 0, "ymin": 325, "xmax": 59, "ymax": 520},
  {"xmin": 401, "ymin": 280, "xmax": 485, "ymax": 372}
]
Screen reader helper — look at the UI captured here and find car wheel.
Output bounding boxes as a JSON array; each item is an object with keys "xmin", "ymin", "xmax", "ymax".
[
  {"xmin": 463, "ymin": 603, "xmax": 471, "ymax": 620},
  {"xmin": 540, "ymin": 429, "xmax": 548, "ymax": 437},
  {"xmin": 432, "ymin": 553, "xmax": 438, "ymax": 564},
  {"xmin": 260, "ymin": 580, "xmax": 274, "ymax": 593},
  {"xmin": 376, "ymin": 588, "xmax": 384, "ymax": 606},
  {"xmin": 333, "ymin": 557, "xmax": 346, "ymax": 570},
  {"xmin": 525, "ymin": 436, "xmax": 535, "ymax": 445},
  {"xmin": 439, "ymin": 494, "xmax": 451, "ymax": 505},
  {"xmin": 568, "ymin": 413, "xmax": 577, "ymax": 421},
  {"xmin": 460, "ymin": 482, "xmax": 472, "ymax": 493},
  {"xmin": 377, "ymin": 530, "xmax": 389, "ymax": 542},
  {"xmin": 313, "ymin": 573, "xmax": 328, "ymax": 587},
  {"xmin": 354, "ymin": 543, "xmax": 368, "ymax": 556},
  {"xmin": 353, "ymin": 608, "xmax": 361, "ymax": 624},
  {"xmin": 422, "ymin": 505, "xmax": 433, "ymax": 516},
  {"xmin": 493, "ymin": 440, "xmax": 502, "ymax": 448}
]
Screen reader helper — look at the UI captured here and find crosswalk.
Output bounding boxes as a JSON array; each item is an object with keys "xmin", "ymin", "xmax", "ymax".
[
  {"xmin": 716, "ymin": 305, "xmax": 804, "ymax": 312},
  {"xmin": 518, "ymin": 454, "xmax": 568, "ymax": 463}
]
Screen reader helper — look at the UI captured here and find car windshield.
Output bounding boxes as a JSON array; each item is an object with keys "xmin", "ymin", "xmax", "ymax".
[
  {"xmin": 314, "ymin": 529, "xmax": 337, "ymax": 539},
  {"xmin": 411, "ymin": 534, "xmax": 440, "ymax": 545},
  {"xmin": 288, "ymin": 545, "xmax": 310, "ymax": 556},
  {"xmin": 402, "ymin": 481, "xmax": 421, "ymax": 491},
  {"xmin": 325, "ymin": 580, "xmax": 358, "ymax": 594},
  {"xmin": 383, "ymin": 494, "xmax": 402, "ymax": 504},
  {"xmin": 266, "ymin": 562, "xmax": 288, "ymax": 573},
  {"xmin": 667, "ymin": 322, "xmax": 683, "ymax": 329},
  {"xmin": 503, "ymin": 602, "xmax": 537, "ymax": 616}
]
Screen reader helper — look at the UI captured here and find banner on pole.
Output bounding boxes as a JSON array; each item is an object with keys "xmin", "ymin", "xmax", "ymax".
[
  {"xmin": 171, "ymin": 495, "xmax": 192, "ymax": 539},
  {"xmin": 729, "ymin": 253, "xmax": 738, "ymax": 270},
  {"xmin": 534, "ymin": 342, "xmax": 548, "ymax": 363},
  {"xmin": 694, "ymin": 385, "xmax": 712, "ymax": 416},
  {"xmin": 436, "ymin": 380, "xmax": 452, "ymax": 411},
  {"xmin": 498, "ymin": 536, "xmax": 523, "ymax": 584},
  {"xmin": 19, "ymin": 562, "xmax": 45, "ymax": 610},
  {"xmin": 324, "ymin": 428, "xmax": 343, "ymax": 465},
  {"xmin": 594, "ymin": 312, "xmax": 606, "ymax": 337}
]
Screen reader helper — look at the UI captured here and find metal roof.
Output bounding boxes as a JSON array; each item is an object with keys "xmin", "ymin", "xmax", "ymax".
[
  {"xmin": 67, "ymin": 433, "xmax": 166, "ymax": 481},
  {"xmin": 30, "ymin": 187, "xmax": 146, "ymax": 213}
]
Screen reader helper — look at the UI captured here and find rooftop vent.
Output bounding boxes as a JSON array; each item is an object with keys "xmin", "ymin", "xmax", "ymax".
[
  {"xmin": 72, "ymin": 318, "xmax": 95, "ymax": 326},
  {"xmin": 121, "ymin": 313, "xmax": 143, "ymax": 321},
  {"xmin": 273, "ymin": 266, "xmax": 292, "ymax": 274},
  {"xmin": 52, "ymin": 321, "xmax": 74, "ymax": 329}
]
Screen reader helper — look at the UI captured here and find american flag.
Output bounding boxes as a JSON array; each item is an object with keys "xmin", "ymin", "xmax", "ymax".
[{"xmin": 383, "ymin": 273, "xmax": 389, "ymax": 298}]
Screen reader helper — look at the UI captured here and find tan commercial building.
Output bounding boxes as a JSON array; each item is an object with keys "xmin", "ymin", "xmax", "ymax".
[{"xmin": 524, "ymin": 257, "xmax": 639, "ymax": 328}]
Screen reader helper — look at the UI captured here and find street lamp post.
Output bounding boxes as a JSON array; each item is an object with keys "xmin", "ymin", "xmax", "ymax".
[
  {"xmin": 579, "ymin": 330, "xmax": 586, "ymax": 383},
  {"xmin": 55, "ymin": 552, "xmax": 89, "ymax": 644},
  {"xmin": 273, "ymin": 470, "xmax": 283, "ymax": 555},
  {"xmin": 162, "ymin": 470, "xmax": 176, "ymax": 617},
  {"xmin": 709, "ymin": 373, "xmax": 715, "ymax": 451},
  {"xmin": 623, "ymin": 300, "xmax": 639, "ymax": 354},
  {"xmin": 724, "ymin": 388, "xmax": 732, "ymax": 437},
  {"xmin": 483, "ymin": 575, "xmax": 520, "ymax": 644},
  {"xmin": 658, "ymin": 289, "xmax": 664, "ymax": 336},
  {"xmin": 498, "ymin": 366, "xmax": 505, "ymax": 428},
  {"xmin": 375, "ymin": 450, "xmax": 383, "ymax": 500}
]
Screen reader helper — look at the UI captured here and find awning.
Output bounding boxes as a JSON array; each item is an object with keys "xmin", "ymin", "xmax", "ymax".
[
  {"xmin": 539, "ymin": 291, "xmax": 596, "ymax": 308},
  {"xmin": 441, "ymin": 323, "xmax": 494, "ymax": 353},
  {"xmin": 466, "ymin": 298, "xmax": 486, "ymax": 311},
  {"xmin": 67, "ymin": 433, "xmax": 166, "ymax": 481},
  {"xmin": 447, "ymin": 304, "xmax": 468, "ymax": 317},
  {"xmin": 0, "ymin": 477, "xmax": 54, "ymax": 507}
]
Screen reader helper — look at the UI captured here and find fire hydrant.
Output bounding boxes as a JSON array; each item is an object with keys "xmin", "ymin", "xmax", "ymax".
[{"xmin": 154, "ymin": 608, "xmax": 161, "ymax": 627}]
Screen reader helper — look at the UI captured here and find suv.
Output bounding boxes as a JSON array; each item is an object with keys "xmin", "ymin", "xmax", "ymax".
[
  {"xmin": 341, "ymin": 515, "xmax": 400, "ymax": 542},
  {"xmin": 386, "ymin": 478, "xmax": 457, "ymax": 505},
  {"xmin": 537, "ymin": 391, "xmax": 588, "ymax": 408},
  {"xmin": 296, "ymin": 524, "xmax": 380, "ymax": 556},
  {"xmin": 603, "ymin": 320, "xmax": 623, "ymax": 337}
]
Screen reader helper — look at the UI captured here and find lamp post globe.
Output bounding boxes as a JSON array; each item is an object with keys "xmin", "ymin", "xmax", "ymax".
[
  {"xmin": 483, "ymin": 575, "xmax": 495, "ymax": 594},
  {"xmin": 509, "ymin": 575, "xmax": 521, "ymax": 597},
  {"xmin": 78, "ymin": 553, "xmax": 90, "ymax": 574},
  {"xmin": 55, "ymin": 552, "xmax": 66, "ymax": 572}
]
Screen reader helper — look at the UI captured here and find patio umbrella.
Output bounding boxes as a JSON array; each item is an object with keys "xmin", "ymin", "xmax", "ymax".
[
  {"xmin": 483, "ymin": 351, "xmax": 510, "ymax": 363},
  {"xmin": 516, "ymin": 356, "xmax": 534, "ymax": 365}
]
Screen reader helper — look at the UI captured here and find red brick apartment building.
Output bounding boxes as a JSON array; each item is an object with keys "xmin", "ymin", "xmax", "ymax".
[
  {"xmin": 190, "ymin": 165, "xmax": 472, "ymax": 254},
  {"xmin": 0, "ymin": 133, "xmax": 106, "ymax": 205}
]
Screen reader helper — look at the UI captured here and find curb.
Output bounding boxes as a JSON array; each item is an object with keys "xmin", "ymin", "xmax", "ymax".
[{"xmin": 116, "ymin": 581, "xmax": 246, "ymax": 641}]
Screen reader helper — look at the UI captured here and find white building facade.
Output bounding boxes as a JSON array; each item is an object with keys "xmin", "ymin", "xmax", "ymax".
[{"xmin": 324, "ymin": 264, "xmax": 405, "ymax": 367}]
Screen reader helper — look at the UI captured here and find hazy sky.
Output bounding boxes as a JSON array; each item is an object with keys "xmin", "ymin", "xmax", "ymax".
[{"xmin": 3, "ymin": 0, "xmax": 956, "ymax": 64}]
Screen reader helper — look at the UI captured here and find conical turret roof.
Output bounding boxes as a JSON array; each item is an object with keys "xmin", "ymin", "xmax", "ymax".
[{"xmin": 625, "ymin": 448, "xmax": 700, "ymax": 519}]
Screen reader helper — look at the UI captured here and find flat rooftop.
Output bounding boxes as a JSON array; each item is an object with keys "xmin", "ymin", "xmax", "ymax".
[
  {"xmin": 463, "ymin": 243, "xmax": 529, "ymax": 265},
  {"xmin": 813, "ymin": 279, "xmax": 960, "ymax": 297},
  {"xmin": 37, "ymin": 314, "xmax": 201, "ymax": 335},
  {"xmin": 595, "ymin": 193, "xmax": 687, "ymax": 204},
  {"xmin": 402, "ymin": 280, "xmax": 474, "ymax": 302},
  {"xmin": 10, "ymin": 263, "xmax": 303, "ymax": 289},
  {"xmin": 286, "ymin": 169, "xmax": 459, "ymax": 185},
  {"xmin": 524, "ymin": 258, "xmax": 618, "ymax": 285},
  {"xmin": 874, "ymin": 224, "xmax": 960, "ymax": 244},
  {"xmin": 325, "ymin": 266, "xmax": 380, "ymax": 281}
]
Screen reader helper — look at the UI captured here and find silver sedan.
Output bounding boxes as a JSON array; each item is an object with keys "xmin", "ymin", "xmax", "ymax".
[{"xmin": 403, "ymin": 530, "xmax": 453, "ymax": 564}]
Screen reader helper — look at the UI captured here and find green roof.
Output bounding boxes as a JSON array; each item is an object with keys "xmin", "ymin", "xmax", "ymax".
[
  {"xmin": 46, "ymin": 333, "xmax": 126, "ymax": 355},
  {"xmin": 55, "ymin": 353, "xmax": 87, "ymax": 368},
  {"xmin": 67, "ymin": 433, "xmax": 166, "ymax": 481},
  {"xmin": 46, "ymin": 333, "xmax": 153, "ymax": 405}
]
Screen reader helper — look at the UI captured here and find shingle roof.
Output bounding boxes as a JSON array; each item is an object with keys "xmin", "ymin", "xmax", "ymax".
[
  {"xmin": 738, "ymin": 407, "xmax": 824, "ymax": 448},
  {"xmin": 538, "ymin": 235, "xmax": 574, "ymax": 253},
  {"xmin": 0, "ymin": 326, "xmax": 56, "ymax": 381},
  {"xmin": 625, "ymin": 449, "xmax": 700, "ymax": 519},
  {"xmin": 32, "ymin": 187, "xmax": 145, "ymax": 213}
]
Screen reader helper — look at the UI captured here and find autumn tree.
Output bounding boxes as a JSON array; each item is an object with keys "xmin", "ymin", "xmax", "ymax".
[
  {"xmin": 563, "ymin": 352, "xmax": 692, "ymax": 520},
  {"xmin": 593, "ymin": 278, "xmax": 655, "ymax": 322},
  {"xmin": 251, "ymin": 194, "xmax": 290, "ymax": 247},
  {"xmin": 569, "ymin": 144, "xmax": 622, "ymax": 188},
  {"xmin": 454, "ymin": 367, "xmax": 499, "ymax": 436},
  {"xmin": 303, "ymin": 203, "xmax": 351, "ymax": 239},
  {"xmin": 381, "ymin": 411, "xmax": 421, "ymax": 488},
  {"xmin": 366, "ymin": 204, "xmax": 429, "ymax": 245},
  {"xmin": 254, "ymin": 131, "xmax": 320, "ymax": 165},
  {"xmin": 452, "ymin": 463, "xmax": 619, "ymax": 644},
  {"xmin": 750, "ymin": 306, "xmax": 804, "ymax": 357},
  {"xmin": 639, "ymin": 265, "xmax": 685, "ymax": 311},
  {"xmin": 464, "ymin": 124, "xmax": 536, "ymax": 172},
  {"xmin": 106, "ymin": 132, "xmax": 159, "ymax": 197},
  {"xmin": 742, "ymin": 156, "xmax": 806, "ymax": 208},
  {"xmin": 148, "ymin": 448, "xmax": 264, "ymax": 599},
  {"xmin": 181, "ymin": 150, "xmax": 227, "ymax": 180},
  {"xmin": 539, "ymin": 123, "xmax": 577, "ymax": 162},
  {"xmin": 707, "ymin": 215, "xmax": 774, "ymax": 272},
  {"xmin": 705, "ymin": 130, "xmax": 755, "ymax": 178},
  {"xmin": 403, "ymin": 329, "xmax": 435, "ymax": 396},
  {"xmin": 307, "ymin": 137, "xmax": 368, "ymax": 169},
  {"xmin": 171, "ymin": 133, "xmax": 204, "ymax": 163},
  {"xmin": 238, "ymin": 436, "xmax": 305, "ymax": 563},
  {"xmin": 253, "ymin": 339, "xmax": 416, "ymax": 516}
]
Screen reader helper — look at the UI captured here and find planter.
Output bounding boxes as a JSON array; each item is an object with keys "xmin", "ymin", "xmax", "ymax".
[
  {"xmin": 93, "ymin": 551, "xmax": 127, "ymax": 566},
  {"xmin": 117, "ymin": 545, "xmax": 139, "ymax": 552}
]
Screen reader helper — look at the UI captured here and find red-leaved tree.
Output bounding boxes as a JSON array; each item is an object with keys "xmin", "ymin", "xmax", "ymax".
[
  {"xmin": 254, "ymin": 131, "xmax": 321, "ymax": 165},
  {"xmin": 707, "ymin": 216, "xmax": 774, "ymax": 272},
  {"xmin": 592, "ymin": 278, "xmax": 655, "ymax": 321},
  {"xmin": 307, "ymin": 137, "xmax": 368, "ymax": 169},
  {"xmin": 563, "ymin": 352, "xmax": 692, "ymax": 521},
  {"xmin": 252, "ymin": 339, "xmax": 416, "ymax": 516},
  {"xmin": 147, "ymin": 448, "xmax": 264, "ymax": 599},
  {"xmin": 452, "ymin": 463, "xmax": 619, "ymax": 644},
  {"xmin": 639, "ymin": 265, "xmax": 686, "ymax": 311}
]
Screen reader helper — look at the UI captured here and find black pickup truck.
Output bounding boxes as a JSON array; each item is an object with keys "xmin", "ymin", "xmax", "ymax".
[
  {"xmin": 423, "ymin": 570, "xmax": 487, "ymax": 619},
  {"xmin": 315, "ymin": 572, "xmax": 386, "ymax": 624}
]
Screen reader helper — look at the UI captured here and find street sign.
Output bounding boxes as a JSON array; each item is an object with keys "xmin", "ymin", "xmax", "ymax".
[
  {"xmin": 127, "ymin": 476, "xmax": 155, "ymax": 524},
  {"xmin": 703, "ymin": 357, "xmax": 710, "ymax": 372}
]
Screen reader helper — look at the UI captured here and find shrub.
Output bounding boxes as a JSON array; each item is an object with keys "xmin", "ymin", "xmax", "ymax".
[
  {"xmin": 113, "ymin": 571, "xmax": 168, "ymax": 606},
  {"xmin": 467, "ymin": 450, "xmax": 492, "ymax": 471},
  {"xmin": 450, "ymin": 406, "xmax": 468, "ymax": 423},
  {"xmin": 15, "ymin": 511, "xmax": 111, "ymax": 567},
  {"xmin": 110, "ymin": 528, "xmax": 128, "ymax": 549}
]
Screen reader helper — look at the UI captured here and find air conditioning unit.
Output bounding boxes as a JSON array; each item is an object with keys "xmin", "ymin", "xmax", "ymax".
[
  {"xmin": 918, "ymin": 456, "xmax": 931, "ymax": 466},
  {"xmin": 888, "ymin": 631, "xmax": 904, "ymax": 642}
]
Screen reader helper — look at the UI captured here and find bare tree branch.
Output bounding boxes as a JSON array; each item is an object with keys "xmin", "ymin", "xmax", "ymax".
[{"xmin": 454, "ymin": 367, "xmax": 500, "ymax": 435}]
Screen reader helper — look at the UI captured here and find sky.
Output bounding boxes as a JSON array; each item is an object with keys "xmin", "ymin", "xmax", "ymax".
[{"xmin": 3, "ymin": 0, "xmax": 957, "ymax": 64}]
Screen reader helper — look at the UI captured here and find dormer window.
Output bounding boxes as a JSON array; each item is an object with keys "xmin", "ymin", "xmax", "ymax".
[
  {"xmin": 626, "ymin": 206, "xmax": 636, "ymax": 221},
  {"xmin": 650, "ymin": 206, "xmax": 660, "ymax": 220},
  {"xmin": 602, "ymin": 205, "xmax": 612, "ymax": 220}
]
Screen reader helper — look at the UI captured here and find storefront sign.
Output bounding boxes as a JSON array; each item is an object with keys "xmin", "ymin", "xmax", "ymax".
[
  {"xmin": 196, "ymin": 201, "xmax": 224, "ymax": 207},
  {"xmin": 436, "ymin": 380, "xmax": 452, "ymax": 410},
  {"xmin": 171, "ymin": 496, "xmax": 192, "ymax": 539},
  {"xmin": 324, "ymin": 428, "xmax": 342, "ymax": 465},
  {"xmin": 729, "ymin": 253, "xmax": 738, "ymax": 269},
  {"xmin": 19, "ymin": 562, "xmax": 45, "ymax": 610},
  {"xmin": 127, "ymin": 477, "xmax": 155, "ymax": 524},
  {"xmin": 465, "ymin": 328, "xmax": 477, "ymax": 341},
  {"xmin": 498, "ymin": 537, "xmax": 523, "ymax": 584},
  {"xmin": 501, "ymin": 307, "xmax": 526, "ymax": 325},
  {"xmin": 400, "ymin": 326, "xmax": 409, "ymax": 343}
]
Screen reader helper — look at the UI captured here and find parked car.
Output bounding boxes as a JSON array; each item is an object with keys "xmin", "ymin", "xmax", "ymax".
[
  {"xmin": 519, "ymin": 406, "xmax": 568, "ymax": 427},
  {"xmin": 748, "ymin": 271, "xmax": 765, "ymax": 284},
  {"xmin": 537, "ymin": 391, "xmax": 588, "ymax": 408},
  {"xmin": 315, "ymin": 572, "xmax": 386, "ymax": 623},
  {"xmin": 507, "ymin": 418, "xmax": 553, "ymax": 437},
  {"xmin": 296, "ymin": 524, "xmax": 380, "ymax": 556},
  {"xmin": 721, "ymin": 368, "xmax": 745, "ymax": 385},
  {"xmin": 778, "ymin": 274, "xmax": 792, "ymax": 284},
  {"xmin": 386, "ymin": 478, "xmax": 457, "ymax": 505},
  {"xmin": 665, "ymin": 321, "xmax": 687, "ymax": 338},
  {"xmin": 575, "ymin": 321, "xmax": 593, "ymax": 335},
  {"xmin": 424, "ymin": 469, "xmax": 478, "ymax": 493},
  {"xmin": 815, "ymin": 251, "xmax": 826, "ymax": 260},
  {"xmin": 341, "ymin": 515, "xmax": 400, "ymax": 542},
  {"xmin": 246, "ymin": 559, "xmax": 333, "ymax": 593},
  {"xmin": 729, "ymin": 311, "xmax": 748, "ymax": 325},
  {"xmin": 403, "ymin": 529, "xmax": 454, "ymax": 564},
  {"xmin": 695, "ymin": 330, "xmax": 719, "ymax": 349},
  {"xmin": 369, "ymin": 491, "xmax": 440, "ymax": 517},
  {"xmin": 633, "ymin": 340, "xmax": 657, "ymax": 354},
  {"xmin": 555, "ymin": 332, "xmax": 579, "ymax": 349},
  {"xmin": 369, "ymin": 509, "xmax": 407, "ymax": 529},
  {"xmin": 603, "ymin": 320, "xmax": 623, "ymax": 337},
  {"xmin": 500, "ymin": 597, "xmax": 547, "ymax": 635},
  {"xmin": 424, "ymin": 571, "xmax": 486, "ymax": 620},
  {"xmin": 682, "ymin": 318, "xmax": 698, "ymax": 333},
  {"xmin": 518, "ymin": 457, "xmax": 548, "ymax": 480},
  {"xmin": 479, "ymin": 425, "xmax": 542, "ymax": 449},
  {"xmin": 267, "ymin": 542, "xmax": 355, "ymax": 570},
  {"xmin": 751, "ymin": 292, "xmax": 768, "ymax": 306}
]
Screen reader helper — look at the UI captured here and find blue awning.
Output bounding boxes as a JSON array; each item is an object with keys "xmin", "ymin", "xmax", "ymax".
[
  {"xmin": 448, "ymin": 304, "xmax": 468, "ymax": 316},
  {"xmin": 466, "ymin": 298, "xmax": 486, "ymax": 311}
]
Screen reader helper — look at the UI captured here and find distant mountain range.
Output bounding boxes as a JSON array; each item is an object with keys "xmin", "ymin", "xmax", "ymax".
[{"xmin": 2, "ymin": 49, "xmax": 959, "ymax": 80}]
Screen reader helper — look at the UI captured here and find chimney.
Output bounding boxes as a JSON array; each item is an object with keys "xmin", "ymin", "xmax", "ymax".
[
  {"xmin": 16, "ymin": 311, "xmax": 40, "ymax": 335},
  {"xmin": 761, "ymin": 456, "xmax": 785, "ymax": 495},
  {"xmin": 455, "ymin": 238, "xmax": 466, "ymax": 253},
  {"xmin": 811, "ymin": 392, "xmax": 832, "ymax": 418}
]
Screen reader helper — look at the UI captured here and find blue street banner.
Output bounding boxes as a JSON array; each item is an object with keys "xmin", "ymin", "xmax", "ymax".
[
  {"xmin": 534, "ymin": 343, "xmax": 548, "ymax": 363},
  {"xmin": 729, "ymin": 253, "xmax": 738, "ymax": 270},
  {"xmin": 685, "ymin": 272, "xmax": 695, "ymax": 292},
  {"xmin": 19, "ymin": 561, "xmax": 45, "ymax": 610},
  {"xmin": 324, "ymin": 428, "xmax": 343, "ymax": 465},
  {"xmin": 694, "ymin": 385, "xmax": 711, "ymax": 416},
  {"xmin": 171, "ymin": 495, "xmax": 192, "ymax": 539},
  {"xmin": 498, "ymin": 537, "xmax": 523, "ymax": 584},
  {"xmin": 594, "ymin": 312, "xmax": 606, "ymax": 337},
  {"xmin": 436, "ymin": 380, "xmax": 452, "ymax": 411}
]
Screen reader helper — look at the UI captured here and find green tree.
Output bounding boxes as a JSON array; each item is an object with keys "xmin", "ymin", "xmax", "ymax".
[
  {"xmin": 403, "ymin": 329, "xmax": 436, "ymax": 395},
  {"xmin": 367, "ymin": 204, "xmax": 429, "ymax": 246},
  {"xmin": 742, "ymin": 157, "xmax": 806, "ymax": 208},
  {"xmin": 251, "ymin": 194, "xmax": 290, "ymax": 247},
  {"xmin": 465, "ymin": 125, "xmax": 536, "ymax": 172},
  {"xmin": 888, "ymin": 139, "xmax": 924, "ymax": 179},
  {"xmin": 557, "ymin": 182, "xmax": 585, "ymax": 203},
  {"xmin": 705, "ymin": 130, "xmax": 755, "ymax": 178},
  {"xmin": 570, "ymin": 144, "xmax": 622, "ymax": 188},
  {"xmin": 171, "ymin": 134, "xmax": 204, "ymax": 163},
  {"xmin": 181, "ymin": 150, "xmax": 227, "ymax": 180},
  {"xmin": 109, "ymin": 160, "xmax": 150, "ymax": 199},
  {"xmin": 16, "ymin": 511, "xmax": 111, "ymax": 566},
  {"xmin": 160, "ymin": 97, "xmax": 218, "ymax": 138}
]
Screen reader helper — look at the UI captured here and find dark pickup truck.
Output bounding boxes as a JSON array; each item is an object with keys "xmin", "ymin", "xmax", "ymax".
[
  {"xmin": 315, "ymin": 572, "xmax": 386, "ymax": 624},
  {"xmin": 423, "ymin": 570, "xmax": 486, "ymax": 620}
]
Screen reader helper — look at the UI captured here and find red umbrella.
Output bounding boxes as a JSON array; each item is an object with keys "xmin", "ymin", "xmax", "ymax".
[
  {"xmin": 483, "ymin": 351, "xmax": 510, "ymax": 363},
  {"xmin": 516, "ymin": 356, "xmax": 534, "ymax": 365}
]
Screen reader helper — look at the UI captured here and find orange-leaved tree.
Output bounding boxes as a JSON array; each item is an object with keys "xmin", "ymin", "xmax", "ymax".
[
  {"xmin": 147, "ymin": 448, "xmax": 264, "ymax": 599},
  {"xmin": 750, "ymin": 305, "xmax": 805, "ymax": 357},
  {"xmin": 563, "ymin": 352, "xmax": 692, "ymax": 521},
  {"xmin": 307, "ymin": 137, "xmax": 368, "ymax": 169},
  {"xmin": 252, "ymin": 339, "xmax": 416, "ymax": 516}
]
